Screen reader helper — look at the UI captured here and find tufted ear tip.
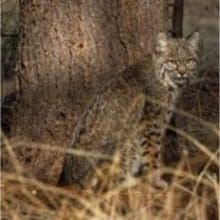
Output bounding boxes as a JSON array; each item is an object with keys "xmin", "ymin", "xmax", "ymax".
[
  {"xmin": 155, "ymin": 32, "xmax": 168, "ymax": 53},
  {"xmin": 187, "ymin": 31, "xmax": 200, "ymax": 49}
]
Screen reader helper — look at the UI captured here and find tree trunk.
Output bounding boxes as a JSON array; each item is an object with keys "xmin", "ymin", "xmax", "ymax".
[{"xmin": 5, "ymin": 0, "xmax": 168, "ymax": 184}]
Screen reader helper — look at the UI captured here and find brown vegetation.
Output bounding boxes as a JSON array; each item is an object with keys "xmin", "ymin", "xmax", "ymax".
[{"xmin": 1, "ymin": 0, "xmax": 219, "ymax": 219}]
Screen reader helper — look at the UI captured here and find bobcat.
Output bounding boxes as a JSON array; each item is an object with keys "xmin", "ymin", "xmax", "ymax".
[{"xmin": 59, "ymin": 31, "xmax": 200, "ymax": 189}]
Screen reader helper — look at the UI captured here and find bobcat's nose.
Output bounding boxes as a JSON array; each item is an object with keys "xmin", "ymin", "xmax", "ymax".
[{"xmin": 177, "ymin": 65, "xmax": 186, "ymax": 75}]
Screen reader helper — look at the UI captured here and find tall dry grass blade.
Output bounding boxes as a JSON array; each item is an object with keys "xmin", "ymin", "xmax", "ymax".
[
  {"xmin": 1, "ymin": 132, "xmax": 48, "ymax": 210},
  {"xmin": 145, "ymin": 96, "xmax": 219, "ymax": 135},
  {"xmin": 9, "ymin": 140, "xmax": 111, "ymax": 161},
  {"xmin": 168, "ymin": 126, "xmax": 219, "ymax": 165}
]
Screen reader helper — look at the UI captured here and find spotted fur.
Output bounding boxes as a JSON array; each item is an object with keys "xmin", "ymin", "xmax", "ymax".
[
  {"xmin": 137, "ymin": 31, "xmax": 200, "ymax": 187},
  {"xmin": 60, "ymin": 32, "xmax": 200, "ymax": 190}
]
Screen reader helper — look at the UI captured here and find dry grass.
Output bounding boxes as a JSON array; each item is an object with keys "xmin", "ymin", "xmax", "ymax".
[
  {"xmin": 1, "ymin": 59, "xmax": 218, "ymax": 219},
  {"xmin": 1, "ymin": 1, "xmax": 219, "ymax": 219},
  {"xmin": 1, "ymin": 70, "xmax": 219, "ymax": 220},
  {"xmin": 1, "ymin": 122, "xmax": 219, "ymax": 220},
  {"xmin": 1, "ymin": 68, "xmax": 219, "ymax": 220}
]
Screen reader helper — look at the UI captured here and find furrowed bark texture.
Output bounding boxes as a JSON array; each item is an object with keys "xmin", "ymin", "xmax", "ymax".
[{"xmin": 5, "ymin": 0, "xmax": 168, "ymax": 184}]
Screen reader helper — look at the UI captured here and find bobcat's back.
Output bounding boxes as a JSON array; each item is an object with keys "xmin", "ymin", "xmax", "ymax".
[
  {"xmin": 60, "ymin": 32, "xmax": 200, "ymax": 188},
  {"xmin": 60, "ymin": 57, "xmax": 165, "ymax": 185}
]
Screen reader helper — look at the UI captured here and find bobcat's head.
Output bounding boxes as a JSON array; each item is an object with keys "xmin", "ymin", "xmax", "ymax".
[{"xmin": 153, "ymin": 32, "xmax": 200, "ymax": 90}]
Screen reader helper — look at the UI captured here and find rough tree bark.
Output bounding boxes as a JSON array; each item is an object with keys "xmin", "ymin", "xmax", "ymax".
[{"xmin": 4, "ymin": 0, "xmax": 168, "ymax": 184}]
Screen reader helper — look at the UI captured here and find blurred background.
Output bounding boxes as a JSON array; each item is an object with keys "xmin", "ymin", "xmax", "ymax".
[{"xmin": 184, "ymin": 0, "xmax": 219, "ymax": 72}]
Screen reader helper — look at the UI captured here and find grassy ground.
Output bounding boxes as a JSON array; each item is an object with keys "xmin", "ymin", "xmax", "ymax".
[{"xmin": 1, "ymin": 133, "xmax": 219, "ymax": 219}]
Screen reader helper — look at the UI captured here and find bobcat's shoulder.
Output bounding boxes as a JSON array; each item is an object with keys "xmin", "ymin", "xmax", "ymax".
[{"xmin": 60, "ymin": 31, "xmax": 200, "ymax": 189}]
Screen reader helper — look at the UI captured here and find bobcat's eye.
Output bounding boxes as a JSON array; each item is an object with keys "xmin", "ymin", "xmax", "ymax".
[{"xmin": 186, "ymin": 59, "xmax": 197, "ymax": 69}]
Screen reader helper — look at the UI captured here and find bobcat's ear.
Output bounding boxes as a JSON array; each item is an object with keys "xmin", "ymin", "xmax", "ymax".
[
  {"xmin": 155, "ymin": 32, "xmax": 168, "ymax": 53},
  {"xmin": 187, "ymin": 31, "xmax": 200, "ymax": 50}
]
